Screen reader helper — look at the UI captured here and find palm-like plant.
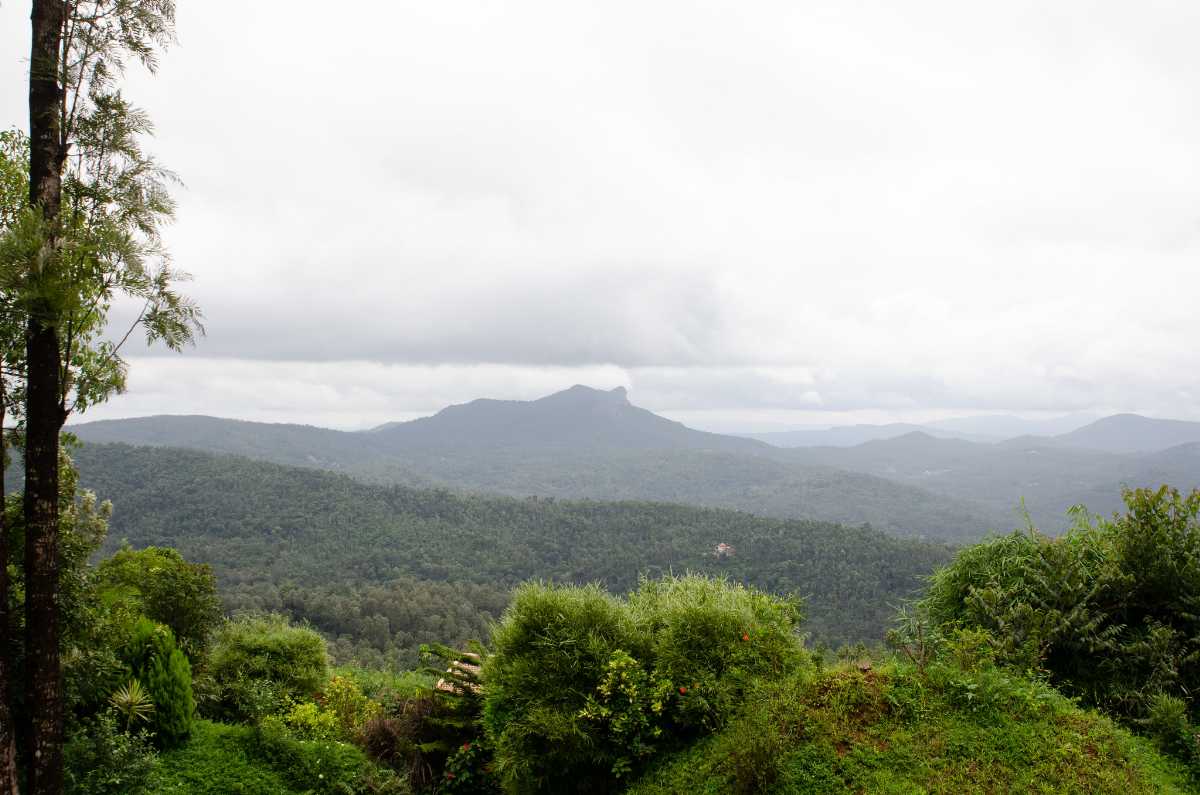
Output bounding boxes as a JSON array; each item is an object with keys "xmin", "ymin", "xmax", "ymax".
[{"xmin": 109, "ymin": 678, "xmax": 155, "ymax": 732}]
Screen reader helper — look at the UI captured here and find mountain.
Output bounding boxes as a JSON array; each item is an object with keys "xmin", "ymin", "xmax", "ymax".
[
  {"xmin": 368, "ymin": 385, "xmax": 771, "ymax": 455},
  {"xmin": 782, "ymin": 430, "xmax": 1200, "ymax": 533},
  {"xmin": 740, "ymin": 423, "xmax": 996, "ymax": 448},
  {"xmin": 71, "ymin": 442, "xmax": 955, "ymax": 656},
  {"xmin": 928, "ymin": 412, "xmax": 1097, "ymax": 439},
  {"xmin": 71, "ymin": 386, "xmax": 1002, "ymax": 541},
  {"xmin": 1047, "ymin": 413, "xmax": 1200, "ymax": 454}
]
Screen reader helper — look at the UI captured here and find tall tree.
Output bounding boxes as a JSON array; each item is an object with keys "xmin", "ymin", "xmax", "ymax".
[
  {"xmin": 24, "ymin": 5, "xmax": 69, "ymax": 791},
  {"xmin": 0, "ymin": 131, "xmax": 25, "ymax": 795},
  {"xmin": 12, "ymin": 3, "xmax": 197, "ymax": 791}
]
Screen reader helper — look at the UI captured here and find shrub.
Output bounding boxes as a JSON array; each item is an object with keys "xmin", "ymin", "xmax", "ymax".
[
  {"xmin": 920, "ymin": 487, "xmax": 1200, "ymax": 723},
  {"xmin": 274, "ymin": 700, "xmax": 340, "ymax": 742},
  {"xmin": 205, "ymin": 613, "xmax": 329, "ymax": 722},
  {"xmin": 483, "ymin": 581, "xmax": 648, "ymax": 792},
  {"xmin": 321, "ymin": 674, "xmax": 383, "ymax": 739},
  {"xmin": 63, "ymin": 713, "xmax": 158, "ymax": 795},
  {"xmin": 253, "ymin": 719, "xmax": 377, "ymax": 794},
  {"xmin": 483, "ymin": 576, "xmax": 807, "ymax": 792},
  {"xmin": 122, "ymin": 618, "xmax": 195, "ymax": 747},
  {"xmin": 95, "ymin": 545, "xmax": 222, "ymax": 661},
  {"xmin": 629, "ymin": 574, "xmax": 805, "ymax": 732}
]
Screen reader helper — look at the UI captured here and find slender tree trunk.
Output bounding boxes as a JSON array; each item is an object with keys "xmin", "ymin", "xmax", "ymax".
[
  {"xmin": 25, "ymin": 3, "xmax": 66, "ymax": 794},
  {"xmin": 0, "ymin": 380, "xmax": 17, "ymax": 795}
]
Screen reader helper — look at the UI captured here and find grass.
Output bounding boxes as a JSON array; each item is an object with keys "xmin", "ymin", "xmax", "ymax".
[
  {"xmin": 149, "ymin": 719, "xmax": 401, "ymax": 794},
  {"xmin": 627, "ymin": 659, "xmax": 1194, "ymax": 795},
  {"xmin": 149, "ymin": 721, "xmax": 294, "ymax": 794}
]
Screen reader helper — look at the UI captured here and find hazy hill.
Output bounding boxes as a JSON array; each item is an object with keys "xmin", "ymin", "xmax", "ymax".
[
  {"xmin": 370, "ymin": 384, "xmax": 771, "ymax": 455},
  {"xmin": 741, "ymin": 423, "xmax": 995, "ymax": 447},
  {"xmin": 784, "ymin": 431, "xmax": 1200, "ymax": 533},
  {"xmin": 71, "ymin": 387, "xmax": 1003, "ymax": 541},
  {"xmin": 1047, "ymin": 413, "xmax": 1200, "ymax": 454},
  {"xmin": 70, "ymin": 442, "xmax": 954, "ymax": 651}
]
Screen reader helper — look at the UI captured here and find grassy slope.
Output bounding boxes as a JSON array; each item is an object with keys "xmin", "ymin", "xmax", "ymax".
[{"xmin": 629, "ymin": 661, "xmax": 1192, "ymax": 795}]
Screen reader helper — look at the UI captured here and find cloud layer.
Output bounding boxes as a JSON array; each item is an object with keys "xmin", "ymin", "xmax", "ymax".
[{"xmin": 1, "ymin": 0, "xmax": 1198, "ymax": 427}]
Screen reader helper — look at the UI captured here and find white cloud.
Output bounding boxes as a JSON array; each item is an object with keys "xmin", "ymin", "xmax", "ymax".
[{"xmin": 3, "ymin": 0, "xmax": 1199, "ymax": 427}]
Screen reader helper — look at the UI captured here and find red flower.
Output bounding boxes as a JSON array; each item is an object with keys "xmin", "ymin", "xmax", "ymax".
[
  {"xmin": 462, "ymin": 742, "xmax": 471, "ymax": 751},
  {"xmin": 678, "ymin": 686, "xmax": 687, "ymax": 694},
  {"xmin": 446, "ymin": 772, "xmax": 456, "ymax": 780},
  {"xmin": 742, "ymin": 633, "xmax": 750, "ymax": 641}
]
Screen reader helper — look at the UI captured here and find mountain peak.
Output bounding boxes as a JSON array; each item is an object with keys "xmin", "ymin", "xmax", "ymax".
[{"xmin": 541, "ymin": 384, "xmax": 630, "ymax": 404}]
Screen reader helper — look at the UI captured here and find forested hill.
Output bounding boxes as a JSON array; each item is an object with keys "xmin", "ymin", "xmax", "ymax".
[
  {"xmin": 70, "ymin": 442, "xmax": 954, "ymax": 661},
  {"xmin": 70, "ymin": 387, "xmax": 1005, "ymax": 541}
]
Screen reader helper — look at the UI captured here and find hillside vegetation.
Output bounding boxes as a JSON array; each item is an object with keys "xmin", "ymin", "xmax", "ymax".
[
  {"xmin": 71, "ymin": 442, "xmax": 954, "ymax": 659},
  {"xmin": 72, "ymin": 387, "xmax": 1200, "ymax": 540}
]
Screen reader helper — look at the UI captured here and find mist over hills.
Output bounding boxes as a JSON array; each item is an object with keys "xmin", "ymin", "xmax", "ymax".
[{"xmin": 70, "ymin": 385, "xmax": 1200, "ymax": 539}]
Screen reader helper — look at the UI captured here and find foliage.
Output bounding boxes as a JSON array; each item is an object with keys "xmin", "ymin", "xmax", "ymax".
[
  {"xmin": 319, "ymin": 674, "xmax": 383, "ymax": 740},
  {"xmin": 577, "ymin": 650, "xmax": 672, "ymax": 778},
  {"xmin": 440, "ymin": 739, "xmax": 500, "ymax": 794},
  {"xmin": 919, "ymin": 487, "xmax": 1200, "ymax": 727},
  {"xmin": 148, "ymin": 719, "xmax": 408, "ymax": 795},
  {"xmin": 482, "ymin": 576, "xmax": 807, "ymax": 792},
  {"xmin": 63, "ymin": 713, "xmax": 158, "ymax": 795},
  {"xmin": 72, "ymin": 442, "xmax": 953, "ymax": 659},
  {"xmin": 203, "ymin": 613, "xmax": 329, "ymax": 723},
  {"xmin": 121, "ymin": 617, "xmax": 194, "ymax": 746},
  {"xmin": 629, "ymin": 574, "xmax": 806, "ymax": 733},
  {"xmin": 108, "ymin": 677, "xmax": 155, "ymax": 731},
  {"xmin": 144, "ymin": 641, "xmax": 195, "ymax": 746},
  {"xmin": 95, "ymin": 545, "xmax": 221, "ymax": 660},
  {"xmin": 627, "ymin": 658, "xmax": 1193, "ymax": 794}
]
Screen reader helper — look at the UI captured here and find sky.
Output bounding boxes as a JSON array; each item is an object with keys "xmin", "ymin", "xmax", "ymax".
[{"xmin": 1, "ymin": 0, "xmax": 1198, "ymax": 432}]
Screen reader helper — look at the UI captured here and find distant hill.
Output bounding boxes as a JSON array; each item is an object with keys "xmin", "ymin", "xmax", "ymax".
[
  {"xmin": 1048, "ymin": 414, "xmax": 1200, "ymax": 454},
  {"xmin": 740, "ymin": 423, "xmax": 996, "ymax": 448},
  {"xmin": 71, "ymin": 386, "xmax": 1002, "ymax": 541},
  {"xmin": 368, "ymin": 385, "xmax": 772, "ymax": 455},
  {"xmin": 70, "ymin": 442, "xmax": 955, "ymax": 653},
  {"xmin": 783, "ymin": 430, "xmax": 1200, "ymax": 533},
  {"xmin": 73, "ymin": 388, "xmax": 1199, "ymax": 540},
  {"xmin": 927, "ymin": 412, "xmax": 1097, "ymax": 439}
]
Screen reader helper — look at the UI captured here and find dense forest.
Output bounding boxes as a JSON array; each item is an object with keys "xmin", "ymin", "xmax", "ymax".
[
  {"xmin": 73, "ymin": 388, "xmax": 1200, "ymax": 539},
  {"xmin": 67, "ymin": 442, "xmax": 955, "ymax": 663},
  {"xmin": 14, "ymin": 459, "xmax": 1200, "ymax": 794}
]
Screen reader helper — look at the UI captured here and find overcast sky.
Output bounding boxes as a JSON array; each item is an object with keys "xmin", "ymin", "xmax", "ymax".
[{"xmin": 2, "ymin": 0, "xmax": 1198, "ymax": 431}]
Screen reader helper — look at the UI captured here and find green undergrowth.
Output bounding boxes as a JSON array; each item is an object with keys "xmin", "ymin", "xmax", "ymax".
[
  {"xmin": 628, "ymin": 660, "xmax": 1193, "ymax": 795},
  {"xmin": 148, "ymin": 719, "xmax": 404, "ymax": 794}
]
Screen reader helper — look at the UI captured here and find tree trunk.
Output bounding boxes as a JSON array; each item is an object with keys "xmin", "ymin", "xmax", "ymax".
[
  {"xmin": 25, "ymin": 2, "xmax": 66, "ymax": 794},
  {"xmin": 0, "ymin": 381, "xmax": 17, "ymax": 795}
]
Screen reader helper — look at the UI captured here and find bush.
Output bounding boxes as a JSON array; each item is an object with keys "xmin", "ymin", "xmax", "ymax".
[
  {"xmin": 483, "ymin": 581, "xmax": 648, "ymax": 792},
  {"xmin": 321, "ymin": 674, "xmax": 383, "ymax": 739},
  {"xmin": 629, "ymin": 574, "xmax": 805, "ymax": 732},
  {"xmin": 64, "ymin": 713, "xmax": 158, "ymax": 795},
  {"xmin": 253, "ymin": 719, "xmax": 381, "ymax": 794},
  {"xmin": 204, "ymin": 613, "xmax": 329, "ymax": 722},
  {"xmin": 122, "ymin": 618, "xmax": 195, "ymax": 747},
  {"xmin": 95, "ymin": 545, "xmax": 222, "ymax": 660},
  {"xmin": 920, "ymin": 487, "xmax": 1200, "ymax": 723},
  {"xmin": 483, "ymin": 576, "xmax": 806, "ymax": 792}
]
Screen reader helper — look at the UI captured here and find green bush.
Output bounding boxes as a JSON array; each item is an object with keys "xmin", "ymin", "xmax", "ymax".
[
  {"xmin": 95, "ymin": 545, "xmax": 222, "ymax": 660},
  {"xmin": 204, "ymin": 613, "xmax": 329, "ymax": 722},
  {"xmin": 483, "ymin": 581, "xmax": 648, "ymax": 792},
  {"xmin": 629, "ymin": 574, "xmax": 805, "ymax": 732},
  {"xmin": 122, "ymin": 618, "xmax": 195, "ymax": 747},
  {"xmin": 920, "ymin": 487, "xmax": 1200, "ymax": 724},
  {"xmin": 63, "ymin": 713, "xmax": 158, "ymax": 795},
  {"xmin": 483, "ymin": 576, "xmax": 806, "ymax": 792},
  {"xmin": 253, "ymin": 719, "xmax": 383, "ymax": 794}
]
